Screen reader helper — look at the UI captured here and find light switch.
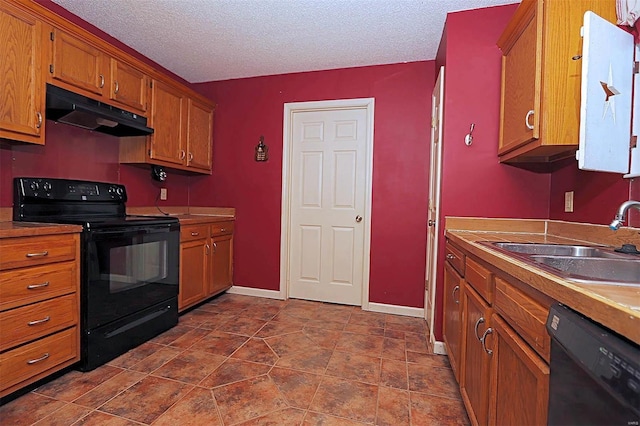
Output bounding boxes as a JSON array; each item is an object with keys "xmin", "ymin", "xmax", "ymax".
[{"xmin": 564, "ymin": 191, "xmax": 574, "ymax": 213}]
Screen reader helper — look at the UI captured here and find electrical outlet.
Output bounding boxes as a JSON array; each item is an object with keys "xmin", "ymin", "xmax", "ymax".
[
  {"xmin": 564, "ymin": 191, "xmax": 574, "ymax": 213},
  {"xmin": 160, "ymin": 188, "xmax": 168, "ymax": 200}
]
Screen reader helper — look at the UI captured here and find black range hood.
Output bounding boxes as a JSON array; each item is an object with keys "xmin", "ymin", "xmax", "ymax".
[{"xmin": 45, "ymin": 84, "xmax": 154, "ymax": 137}]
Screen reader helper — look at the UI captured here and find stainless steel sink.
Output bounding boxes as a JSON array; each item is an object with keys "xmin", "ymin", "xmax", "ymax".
[
  {"xmin": 531, "ymin": 256, "xmax": 640, "ymax": 286},
  {"xmin": 492, "ymin": 242, "xmax": 624, "ymax": 258},
  {"xmin": 482, "ymin": 242, "xmax": 640, "ymax": 286}
]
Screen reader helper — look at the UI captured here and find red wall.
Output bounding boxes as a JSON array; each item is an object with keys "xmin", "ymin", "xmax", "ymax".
[
  {"xmin": 433, "ymin": 4, "xmax": 552, "ymax": 340},
  {"xmin": 549, "ymin": 162, "xmax": 638, "ymax": 227},
  {"xmin": 193, "ymin": 62, "xmax": 435, "ymax": 307}
]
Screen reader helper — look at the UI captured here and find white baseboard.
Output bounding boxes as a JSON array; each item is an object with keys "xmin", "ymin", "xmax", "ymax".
[
  {"xmin": 432, "ymin": 341, "xmax": 447, "ymax": 355},
  {"xmin": 366, "ymin": 302, "xmax": 424, "ymax": 318},
  {"xmin": 227, "ymin": 286, "xmax": 285, "ymax": 300}
]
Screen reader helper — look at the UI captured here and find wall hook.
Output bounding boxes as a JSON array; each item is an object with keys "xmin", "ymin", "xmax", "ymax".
[{"xmin": 464, "ymin": 123, "xmax": 475, "ymax": 146}]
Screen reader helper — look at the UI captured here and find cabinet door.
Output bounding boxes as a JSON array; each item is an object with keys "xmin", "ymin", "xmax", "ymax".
[
  {"xmin": 149, "ymin": 80, "xmax": 186, "ymax": 165},
  {"xmin": 179, "ymin": 238, "xmax": 208, "ymax": 311},
  {"xmin": 110, "ymin": 59, "xmax": 147, "ymax": 114},
  {"xmin": 461, "ymin": 285, "xmax": 493, "ymax": 426},
  {"xmin": 0, "ymin": 3, "xmax": 45, "ymax": 144},
  {"xmin": 50, "ymin": 29, "xmax": 107, "ymax": 96},
  {"xmin": 489, "ymin": 315, "xmax": 549, "ymax": 426},
  {"xmin": 498, "ymin": 0, "xmax": 540, "ymax": 155},
  {"xmin": 443, "ymin": 261, "xmax": 463, "ymax": 382},
  {"xmin": 209, "ymin": 234, "xmax": 232, "ymax": 296},
  {"xmin": 186, "ymin": 98, "xmax": 213, "ymax": 172}
]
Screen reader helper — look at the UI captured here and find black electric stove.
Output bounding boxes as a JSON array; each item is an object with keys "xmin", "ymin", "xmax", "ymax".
[{"xmin": 13, "ymin": 177, "xmax": 180, "ymax": 371}]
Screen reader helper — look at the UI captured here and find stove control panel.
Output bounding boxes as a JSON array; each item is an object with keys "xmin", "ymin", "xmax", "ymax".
[{"xmin": 14, "ymin": 178, "xmax": 127, "ymax": 202}]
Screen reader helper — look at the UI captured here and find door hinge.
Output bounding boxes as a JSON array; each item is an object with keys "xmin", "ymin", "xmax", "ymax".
[
  {"xmin": 431, "ymin": 117, "xmax": 437, "ymax": 129},
  {"xmin": 50, "ymin": 31, "xmax": 54, "ymax": 41},
  {"xmin": 49, "ymin": 64, "xmax": 54, "ymax": 74},
  {"xmin": 634, "ymin": 61, "xmax": 639, "ymax": 74}
]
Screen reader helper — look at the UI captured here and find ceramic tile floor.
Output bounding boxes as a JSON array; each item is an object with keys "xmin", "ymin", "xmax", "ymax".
[{"xmin": 0, "ymin": 294, "xmax": 470, "ymax": 425}]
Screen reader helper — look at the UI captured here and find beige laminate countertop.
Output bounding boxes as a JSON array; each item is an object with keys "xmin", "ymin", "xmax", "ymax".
[
  {"xmin": 171, "ymin": 214, "xmax": 235, "ymax": 225},
  {"xmin": 0, "ymin": 222, "xmax": 83, "ymax": 238},
  {"xmin": 127, "ymin": 207, "xmax": 236, "ymax": 226},
  {"xmin": 446, "ymin": 217, "xmax": 640, "ymax": 345}
]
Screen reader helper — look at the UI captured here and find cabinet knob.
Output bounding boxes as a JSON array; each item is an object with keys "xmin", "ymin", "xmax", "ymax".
[
  {"xmin": 191, "ymin": 232, "xmax": 199, "ymax": 236},
  {"xmin": 525, "ymin": 110, "xmax": 535, "ymax": 130},
  {"xmin": 446, "ymin": 253, "xmax": 456, "ymax": 260},
  {"xmin": 452, "ymin": 285, "xmax": 460, "ymax": 304},
  {"xmin": 36, "ymin": 111, "xmax": 43, "ymax": 129}
]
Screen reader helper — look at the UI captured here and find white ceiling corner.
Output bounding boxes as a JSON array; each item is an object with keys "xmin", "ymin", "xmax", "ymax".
[{"xmin": 50, "ymin": 0, "xmax": 520, "ymax": 83}]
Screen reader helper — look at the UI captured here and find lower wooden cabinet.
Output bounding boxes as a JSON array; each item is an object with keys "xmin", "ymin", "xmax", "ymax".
[
  {"xmin": 461, "ymin": 285, "xmax": 493, "ymax": 426},
  {"xmin": 489, "ymin": 314, "xmax": 549, "ymax": 425},
  {"xmin": 443, "ymin": 238, "xmax": 551, "ymax": 426},
  {"xmin": 179, "ymin": 220, "xmax": 233, "ymax": 312},
  {"xmin": 443, "ymin": 261, "xmax": 464, "ymax": 382},
  {"xmin": 0, "ymin": 230, "xmax": 81, "ymax": 398}
]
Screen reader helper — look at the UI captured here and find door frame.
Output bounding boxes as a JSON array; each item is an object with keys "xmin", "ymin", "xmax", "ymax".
[
  {"xmin": 279, "ymin": 98, "xmax": 375, "ymax": 308},
  {"xmin": 426, "ymin": 67, "xmax": 445, "ymax": 354}
]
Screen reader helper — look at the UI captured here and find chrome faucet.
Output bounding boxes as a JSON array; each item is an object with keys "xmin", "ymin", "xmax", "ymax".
[{"xmin": 610, "ymin": 200, "xmax": 640, "ymax": 230}]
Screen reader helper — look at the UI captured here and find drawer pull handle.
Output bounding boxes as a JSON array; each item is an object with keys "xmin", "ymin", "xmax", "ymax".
[
  {"xmin": 26, "ymin": 251, "xmax": 49, "ymax": 258},
  {"xmin": 481, "ymin": 328, "xmax": 493, "ymax": 355},
  {"xmin": 220, "ymin": 228, "xmax": 226, "ymax": 232},
  {"xmin": 474, "ymin": 317, "xmax": 485, "ymax": 341},
  {"xmin": 28, "ymin": 316, "xmax": 51, "ymax": 326},
  {"xmin": 27, "ymin": 353, "xmax": 50, "ymax": 364},
  {"xmin": 191, "ymin": 232, "xmax": 199, "ymax": 236},
  {"xmin": 452, "ymin": 285, "xmax": 460, "ymax": 304},
  {"xmin": 446, "ymin": 253, "xmax": 455, "ymax": 260},
  {"xmin": 27, "ymin": 281, "xmax": 50, "ymax": 290}
]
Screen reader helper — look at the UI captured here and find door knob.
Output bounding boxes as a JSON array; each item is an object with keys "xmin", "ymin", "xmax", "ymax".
[
  {"xmin": 355, "ymin": 215, "xmax": 363, "ymax": 223},
  {"xmin": 428, "ymin": 219, "xmax": 436, "ymax": 226}
]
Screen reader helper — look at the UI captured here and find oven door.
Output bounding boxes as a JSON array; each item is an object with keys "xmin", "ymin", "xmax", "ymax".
[{"xmin": 83, "ymin": 222, "xmax": 179, "ymax": 330}]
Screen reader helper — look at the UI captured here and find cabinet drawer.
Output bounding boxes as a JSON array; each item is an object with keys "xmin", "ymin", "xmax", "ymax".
[
  {"xmin": 211, "ymin": 221, "xmax": 234, "ymax": 237},
  {"xmin": 0, "ymin": 234, "xmax": 77, "ymax": 270},
  {"xmin": 494, "ymin": 277, "xmax": 550, "ymax": 362},
  {"xmin": 445, "ymin": 242, "xmax": 465, "ymax": 276},
  {"xmin": 0, "ymin": 327, "xmax": 78, "ymax": 396},
  {"xmin": 0, "ymin": 261, "xmax": 77, "ymax": 312},
  {"xmin": 465, "ymin": 257, "xmax": 494, "ymax": 304},
  {"xmin": 0, "ymin": 294, "xmax": 78, "ymax": 352},
  {"xmin": 180, "ymin": 225, "xmax": 209, "ymax": 242}
]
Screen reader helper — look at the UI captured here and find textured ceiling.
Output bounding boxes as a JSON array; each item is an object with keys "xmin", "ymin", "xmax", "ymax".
[{"xmin": 51, "ymin": 0, "xmax": 519, "ymax": 83}]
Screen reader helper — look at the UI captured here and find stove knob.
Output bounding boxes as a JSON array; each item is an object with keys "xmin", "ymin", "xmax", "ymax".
[
  {"xmin": 29, "ymin": 181, "xmax": 39, "ymax": 192},
  {"xmin": 42, "ymin": 182, "xmax": 52, "ymax": 192},
  {"xmin": 116, "ymin": 187, "xmax": 124, "ymax": 196}
]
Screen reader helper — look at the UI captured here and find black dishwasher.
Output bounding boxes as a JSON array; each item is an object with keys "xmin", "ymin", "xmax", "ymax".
[{"xmin": 546, "ymin": 304, "xmax": 640, "ymax": 425}]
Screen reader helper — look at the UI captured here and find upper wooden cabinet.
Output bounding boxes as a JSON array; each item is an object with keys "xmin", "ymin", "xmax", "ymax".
[
  {"xmin": 497, "ymin": 0, "xmax": 616, "ymax": 164},
  {"xmin": 49, "ymin": 28, "xmax": 148, "ymax": 115},
  {"xmin": 120, "ymin": 78, "xmax": 215, "ymax": 174},
  {"xmin": 0, "ymin": 2, "xmax": 47, "ymax": 144}
]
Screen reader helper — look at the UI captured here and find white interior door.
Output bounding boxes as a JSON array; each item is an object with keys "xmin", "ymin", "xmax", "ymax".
[
  {"xmin": 284, "ymin": 101, "xmax": 373, "ymax": 305},
  {"xmin": 426, "ymin": 67, "xmax": 444, "ymax": 349}
]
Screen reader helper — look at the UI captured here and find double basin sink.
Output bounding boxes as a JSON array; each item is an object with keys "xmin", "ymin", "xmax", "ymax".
[{"xmin": 482, "ymin": 242, "xmax": 640, "ymax": 286}]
